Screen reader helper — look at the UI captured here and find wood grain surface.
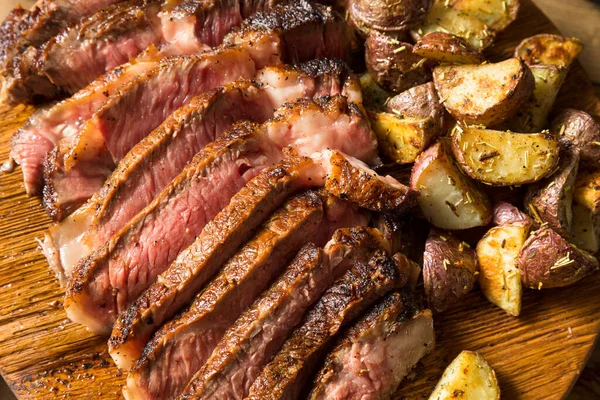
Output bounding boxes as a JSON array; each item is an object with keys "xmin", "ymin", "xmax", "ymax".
[{"xmin": 0, "ymin": 1, "xmax": 599, "ymax": 399}]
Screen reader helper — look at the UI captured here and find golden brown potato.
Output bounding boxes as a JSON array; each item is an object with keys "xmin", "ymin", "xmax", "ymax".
[
  {"xmin": 349, "ymin": 0, "xmax": 433, "ymax": 35},
  {"xmin": 413, "ymin": 32, "xmax": 485, "ymax": 64},
  {"xmin": 551, "ymin": 109, "xmax": 600, "ymax": 167},
  {"xmin": 369, "ymin": 111, "xmax": 440, "ymax": 164},
  {"xmin": 365, "ymin": 30, "xmax": 431, "ymax": 94},
  {"xmin": 411, "ymin": 0, "xmax": 496, "ymax": 50},
  {"xmin": 506, "ymin": 64, "xmax": 566, "ymax": 133},
  {"xmin": 574, "ymin": 169, "xmax": 600, "ymax": 214},
  {"xmin": 428, "ymin": 351, "xmax": 500, "ymax": 400},
  {"xmin": 525, "ymin": 146, "xmax": 580, "ymax": 236},
  {"xmin": 433, "ymin": 58, "xmax": 535, "ymax": 126},
  {"xmin": 411, "ymin": 140, "xmax": 492, "ymax": 230},
  {"xmin": 386, "ymin": 82, "xmax": 448, "ymax": 132},
  {"xmin": 517, "ymin": 226, "xmax": 599, "ymax": 289},
  {"xmin": 515, "ymin": 34, "xmax": 583, "ymax": 68},
  {"xmin": 450, "ymin": 0, "xmax": 520, "ymax": 32},
  {"xmin": 423, "ymin": 229, "xmax": 479, "ymax": 313},
  {"xmin": 451, "ymin": 126, "xmax": 560, "ymax": 186},
  {"xmin": 572, "ymin": 203, "xmax": 600, "ymax": 254},
  {"xmin": 492, "ymin": 201, "xmax": 535, "ymax": 228},
  {"xmin": 477, "ymin": 223, "xmax": 528, "ymax": 316},
  {"xmin": 359, "ymin": 72, "xmax": 391, "ymax": 110}
]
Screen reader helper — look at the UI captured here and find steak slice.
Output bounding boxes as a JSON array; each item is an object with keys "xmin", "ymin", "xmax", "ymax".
[
  {"xmin": 308, "ymin": 293, "xmax": 435, "ymax": 400},
  {"xmin": 121, "ymin": 198, "xmax": 369, "ymax": 399},
  {"xmin": 0, "ymin": 0, "xmax": 125, "ymax": 104},
  {"xmin": 177, "ymin": 227, "xmax": 389, "ymax": 400},
  {"xmin": 245, "ymin": 249, "xmax": 402, "ymax": 400},
  {"xmin": 10, "ymin": 52, "xmax": 160, "ymax": 195},
  {"xmin": 42, "ymin": 59, "xmax": 359, "ymax": 283},
  {"xmin": 63, "ymin": 95, "xmax": 380, "ymax": 334}
]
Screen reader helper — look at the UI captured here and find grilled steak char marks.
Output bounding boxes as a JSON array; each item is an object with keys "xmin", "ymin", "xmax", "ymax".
[
  {"xmin": 309, "ymin": 292, "xmax": 435, "ymax": 400},
  {"xmin": 42, "ymin": 0, "xmax": 354, "ymax": 220},
  {"xmin": 178, "ymin": 227, "xmax": 389, "ymax": 400},
  {"xmin": 123, "ymin": 196, "xmax": 371, "ymax": 400},
  {"xmin": 246, "ymin": 249, "xmax": 402, "ymax": 400},
  {"xmin": 42, "ymin": 59, "xmax": 360, "ymax": 282},
  {"xmin": 10, "ymin": 54, "xmax": 160, "ymax": 196},
  {"xmin": 0, "ymin": 0, "xmax": 126, "ymax": 104}
]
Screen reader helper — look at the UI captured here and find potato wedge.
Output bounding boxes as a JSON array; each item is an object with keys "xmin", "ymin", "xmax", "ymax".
[
  {"xmin": 572, "ymin": 203, "xmax": 600, "ymax": 254},
  {"xmin": 550, "ymin": 109, "xmax": 600, "ymax": 167},
  {"xmin": 515, "ymin": 34, "xmax": 583, "ymax": 68},
  {"xmin": 349, "ymin": 0, "xmax": 433, "ymax": 35},
  {"xmin": 450, "ymin": 0, "xmax": 520, "ymax": 32},
  {"xmin": 386, "ymin": 82, "xmax": 446, "ymax": 126},
  {"xmin": 370, "ymin": 111, "xmax": 440, "ymax": 164},
  {"xmin": 506, "ymin": 64, "xmax": 567, "ymax": 133},
  {"xmin": 451, "ymin": 126, "xmax": 560, "ymax": 186},
  {"xmin": 574, "ymin": 169, "xmax": 600, "ymax": 214},
  {"xmin": 411, "ymin": 0, "xmax": 496, "ymax": 50},
  {"xmin": 428, "ymin": 351, "xmax": 500, "ymax": 400},
  {"xmin": 477, "ymin": 223, "xmax": 528, "ymax": 316},
  {"xmin": 359, "ymin": 72, "xmax": 391, "ymax": 110},
  {"xmin": 411, "ymin": 140, "xmax": 492, "ymax": 230},
  {"xmin": 365, "ymin": 31, "xmax": 431, "ymax": 94},
  {"xmin": 525, "ymin": 146, "xmax": 580, "ymax": 236},
  {"xmin": 517, "ymin": 226, "xmax": 599, "ymax": 289},
  {"xmin": 493, "ymin": 201, "xmax": 535, "ymax": 228},
  {"xmin": 413, "ymin": 32, "xmax": 485, "ymax": 65},
  {"xmin": 423, "ymin": 229, "xmax": 478, "ymax": 313},
  {"xmin": 433, "ymin": 58, "xmax": 535, "ymax": 126}
]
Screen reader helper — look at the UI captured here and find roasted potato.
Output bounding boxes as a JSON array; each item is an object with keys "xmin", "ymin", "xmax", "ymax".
[
  {"xmin": 515, "ymin": 34, "xmax": 583, "ymax": 68},
  {"xmin": 477, "ymin": 222, "xmax": 529, "ymax": 316},
  {"xmin": 369, "ymin": 111, "xmax": 440, "ymax": 164},
  {"xmin": 433, "ymin": 58, "xmax": 535, "ymax": 126},
  {"xmin": 525, "ymin": 146, "xmax": 580, "ymax": 236},
  {"xmin": 506, "ymin": 64, "xmax": 566, "ymax": 133},
  {"xmin": 423, "ymin": 229, "xmax": 478, "ymax": 313},
  {"xmin": 572, "ymin": 203, "xmax": 600, "ymax": 254},
  {"xmin": 413, "ymin": 32, "xmax": 485, "ymax": 65},
  {"xmin": 550, "ymin": 109, "xmax": 600, "ymax": 167},
  {"xmin": 574, "ymin": 169, "xmax": 600, "ymax": 214},
  {"xmin": 449, "ymin": 0, "xmax": 520, "ymax": 32},
  {"xmin": 428, "ymin": 350, "xmax": 500, "ymax": 400},
  {"xmin": 411, "ymin": 140, "xmax": 492, "ymax": 230},
  {"xmin": 386, "ymin": 82, "xmax": 448, "ymax": 131},
  {"xmin": 349, "ymin": 0, "xmax": 433, "ymax": 35},
  {"xmin": 451, "ymin": 125, "xmax": 560, "ymax": 186},
  {"xmin": 493, "ymin": 201, "xmax": 535, "ymax": 228},
  {"xmin": 359, "ymin": 72, "xmax": 391, "ymax": 110},
  {"xmin": 517, "ymin": 226, "xmax": 599, "ymax": 289},
  {"xmin": 365, "ymin": 30, "xmax": 431, "ymax": 94},
  {"xmin": 411, "ymin": 0, "xmax": 496, "ymax": 50}
]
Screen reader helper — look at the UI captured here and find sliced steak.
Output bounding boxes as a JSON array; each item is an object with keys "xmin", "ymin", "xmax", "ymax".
[
  {"xmin": 308, "ymin": 293, "xmax": 435, "ymax": 400},
  {"xmin": 42, "ymin": 59, "xmax": 359, "ymax": 283},
  {"xmin": 0, "ymin": 0, "xmax": 126, "ymax": 104},
  {"xmin": 245, "ymin": 249, "xmax": 402, "ymax": 400},
  {"xmin": 122, "ymin": 198, "xmax": 369, "ymax": 399},
  {"xmin": 63, "ymin": 95, "xmax": 379, "ymax": 334},
  {"xmin": 10, "ymin": 53, "xmax": 160, "ymax": 195},
  {"xmin": 177, "ymin": 227, "xmax": 388, "ymax": 400}
]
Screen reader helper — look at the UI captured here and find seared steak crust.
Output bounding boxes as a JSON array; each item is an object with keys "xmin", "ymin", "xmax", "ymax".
[
  {"xmin": 179, "ymin": 227, "xmax": 389, "ymax": 400},
  {"xmin": 309, "ymin": 292, "xmax": 435, "ymax": 400},
  {"xmin": 246, "ymin": 249, "xmax": 401, "ymax": 400},
  {"xmin": 122, "ymin": 192, "xmax": 324, "ymax": 398}
]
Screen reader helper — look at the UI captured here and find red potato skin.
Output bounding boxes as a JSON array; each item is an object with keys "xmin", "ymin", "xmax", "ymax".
[
  {"xmin": 493, "ymin": 201, "xmax": 536, "ymax": 229},
  {"xmin": 517, "ymin": 227, "xmax": 599, "ymax": 289},
  {"xmin": 423, "ymin": 229, "xmax": 478, "ymax": 313},
  {"xmin": 350, "ymin": 0, "xmax": 433, "ymax": 33},
  {"xmin": 551, "ymin": 109, "xmax": 600, "ymax": 168},
  {"xmin": 413, "ymin": 32, "xmax": 485, "ymax": 65},
  {"xmin": 386, "ymin": 81, "xmax": 448, "ymax": 135},
  {"xmin": 365, "ymin": 30, "xmax": 431, "ymax": 94},
  {"xmin": 525, "ymin": 146, "xmax": 580, "ymax": 236}
]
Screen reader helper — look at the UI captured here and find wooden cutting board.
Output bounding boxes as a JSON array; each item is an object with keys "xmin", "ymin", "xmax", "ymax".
[{"xmin": 1, "ymin": 1, "xmax": 599, "ymax": 399}]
